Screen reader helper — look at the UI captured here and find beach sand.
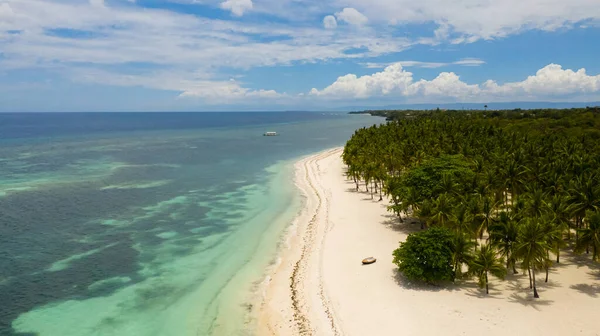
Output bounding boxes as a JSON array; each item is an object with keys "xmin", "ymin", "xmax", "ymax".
[{"xmin": 258, "ymin": 148, "xmax": 600, "ymax": 336}]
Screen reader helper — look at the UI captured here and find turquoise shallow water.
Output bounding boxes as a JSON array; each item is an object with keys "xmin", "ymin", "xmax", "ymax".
[{"xmin": 0, "ymin": 112, "xmax": 377, "ymax": 336}]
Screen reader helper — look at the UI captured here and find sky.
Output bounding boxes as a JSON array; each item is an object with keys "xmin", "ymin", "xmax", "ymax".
[{"xmin": 1, "ymin": 0, "xmax": 600, "ymax": 111}]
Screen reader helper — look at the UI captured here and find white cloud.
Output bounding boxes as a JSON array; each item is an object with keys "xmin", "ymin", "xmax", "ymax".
[
  {"xmin": 337, "ymin": 0, "xmax": 600, "ymax": 40},
  {"xmin": 1, "ymin": 0, "xmax": 598, "ymax": 106},
  {"xmin": 89, "ymin": 0, "xmax": 105, "ymax": 7},
  {"xmin": 310, "ymin": 63, "xmax": 600, "ymax": 101},
  {"xmin": 0, "ymin": 0, "xmax": 416, "ymax": 100},
  {"xmin": 335, "ymin": 8, "xmax": 368, "ymax": 26},
  {"xmin": 0, "ymin": 3, "xmax": 14, "ymax": 19},
  {"xmin": 453, "ymin": 58, "xmax": 485, "ymax": 66},
  {"xmin": 310, "ymin": 63, "xmax": 414, "ymax": 98},
  {"xmin": 71, "ymin": 67, "xmax": 283, "ymax": 101},
  {"xmin": 323, "ymin": 15, "xmax": 337, "ymax": 29},
  {"xmin": 484, "ymin": 64, "xmax": 600, "ymax": 96},
  {"xmin": 410, "ymin": 72, "xmax": 480, "ymax": 98},
  {"xmin": 363, "ymin": 61, "xmax": 446, "ymax": 69},
  {"xmin": 220, "ymin": 0, "xmax": 253, "ymax": 16},
  {"xmin": 362, "ymin": 58, "xmax": 485, "ymax": 69},
  {"xmin": 0, "ymin": 1, "xmax": 408, "ymax": 68}
]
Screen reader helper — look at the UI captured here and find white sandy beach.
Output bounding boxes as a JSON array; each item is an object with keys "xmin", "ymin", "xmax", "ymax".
[{"xmin": 258, "ymin": 148, "xmax": 600, "ymax": 336}]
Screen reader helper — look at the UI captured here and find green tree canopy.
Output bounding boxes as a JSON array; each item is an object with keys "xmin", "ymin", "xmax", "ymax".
[
  {"xmin": 392, "ymin": 227, "xmax": 455, "ymax": 283},
  {"xmin": 401, "ymin": 155, "xmax": 476, "ymax": 203}
]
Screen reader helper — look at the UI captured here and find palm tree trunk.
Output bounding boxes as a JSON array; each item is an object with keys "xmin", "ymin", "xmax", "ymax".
[
  {"xmin": 545, "ymin": 251, "xmax": 550, "ymax": 282},
  {"xmin": 532, "ymin": 269, "xmax": 539, "ymax": 298},
  {"xmin": 528, "ymin": 268, "xmax": 532, "ymax": 289},
  {"xmin": 455, "ymin": 261, "xmax": 460, "ymax": 279},
  {"xmin": 485, "ymin": 271, "xmax": 489, "ymax": 294},
  {"xmin": 556, "ymin": 243, "xmax": 560, "ymax": 263}
]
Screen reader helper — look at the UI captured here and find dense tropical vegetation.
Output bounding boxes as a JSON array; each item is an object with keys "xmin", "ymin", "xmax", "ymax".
[{"xmin": 344, "ymin": 107, "xmax": 600, "ymax": 297}]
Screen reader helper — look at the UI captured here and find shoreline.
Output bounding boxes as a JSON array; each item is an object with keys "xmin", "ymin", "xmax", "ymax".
[
  {"xmin": 257, "ymin": 147, "xmax": 600, "ymax": 336},
  {"xmin": 256, "ymin": 147, "xmax": 343, "ymax": 336}
]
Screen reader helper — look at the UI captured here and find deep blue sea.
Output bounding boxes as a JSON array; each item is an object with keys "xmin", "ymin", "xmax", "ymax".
[{"xmin": 0, "ymin": 112, "xmax": 378, "ymax": 336}]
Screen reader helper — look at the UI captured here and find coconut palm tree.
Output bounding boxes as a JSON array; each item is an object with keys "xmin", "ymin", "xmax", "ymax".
[
  {"xmin": 545, "ymin": 195, "xmax": 571, "ymax": 260},
  {"xmin": 416, "ymin": 199, "xmax": 434, "ymax": 230},
  {"xmin": 504, "ymin": 159, "xmax": 527, "ymax": 206},
  {"xmin": 476, "ymin": 196, "xmax": 497, "ymax": 240},
  {"xmin": 575, "ymin": 210, "xmax": 600, "ymax": 261},
  {"xmin": 451, "ymin": 202, "xmax": 474, "ymax": 235},
  {"xmin": 431, "ymin": 193, "xmax": 454, "ymax": 227},
  {"xmin": 524, "ymin": 187, "xmax": 548, "ymax": 218},
  {"xmin": 468, "ymin": 244, "xmax": 507, "ymax": 294},
  {"xmin": 569, "ymin": 174, "xmax": 600, "ymax": 241},
  {"xmin": 489, "ymin": 211, "xmax": 520, "ymax": 274},
  {"xmin": 541, "ymin": 218, "xmax": 563, "ymax": 282},
  {"xmin": 515, "ymin": 219, "xmax": 549, "ymax": 298},
  {"xmin": 451, "ymin": 233, "xmax": 477, "ymax": 279}
]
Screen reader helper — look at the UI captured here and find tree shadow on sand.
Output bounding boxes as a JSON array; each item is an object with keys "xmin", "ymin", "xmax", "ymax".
[
  {"xmin": 570, "ymin": 284, "xmax": 600, "ymax": 298},
  {"xmin": 505, "ymin": 279, "xmax": 556, "ymax": 310},
  {"xmin": 381, "ymin": 214, "xmax": 423, "ymax": 235},
  {"xmin": 561, "ymin": 249, "xmax": 600, "ymax": 270},
  {"xmin": 392, "ymin": 269, "xmax": 462, "ymax": 293},
  {"xmin": 463, "ymin": 282, "xmax": 504, "ymax": 299}
]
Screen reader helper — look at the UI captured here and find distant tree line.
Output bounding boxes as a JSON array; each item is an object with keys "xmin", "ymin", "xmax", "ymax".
[{"xmin": 349, "ymin": 106, "xmax": 600, "ymax": 122}]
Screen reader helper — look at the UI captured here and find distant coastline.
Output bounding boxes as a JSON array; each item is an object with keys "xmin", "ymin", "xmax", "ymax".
[{"xmin": 350, "ymin": 106, "xmax": 600, "ymax": 121}]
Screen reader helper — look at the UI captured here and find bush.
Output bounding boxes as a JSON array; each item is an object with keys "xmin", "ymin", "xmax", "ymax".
[{"xmin": 392, "ymin": 227, "xmax": 455, "ymax": 283}]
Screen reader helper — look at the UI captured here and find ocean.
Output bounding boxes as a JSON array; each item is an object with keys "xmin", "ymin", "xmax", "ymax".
[{"xmin": 0, "ymin": 112, "xmax": 378, "ymax": 336}]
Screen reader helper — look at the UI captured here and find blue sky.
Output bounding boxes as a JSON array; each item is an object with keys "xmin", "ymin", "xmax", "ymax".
[{"xmin": 1, "ymin": 0, "xmax": 600, "ymax": 111}]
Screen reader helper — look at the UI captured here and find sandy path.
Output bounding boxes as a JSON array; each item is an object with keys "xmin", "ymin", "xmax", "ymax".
[{"xmin": 258, "ymin": 148, "xmax": 600, "ymax": 336}]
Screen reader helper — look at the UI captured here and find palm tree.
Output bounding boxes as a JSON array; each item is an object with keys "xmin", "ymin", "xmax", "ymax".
[
  {"xmin": 402, "ymin": 186, "xmax": 422, "ymax": 221},
  {"xmin": 416, "ymin": 199, "xmax": 433, "ymax": 230},
  {"xmin": 546, "ymin": 194, "xmax": 571, "ymax": 260},
  {"xmin": 451, "ymin": 233, "xmax": 476, "ymax": 279},
  {"xmin": 431, "ymin": 193, "xmax": 453, "ymax": 227},
  {"xmin": 440, "ymin": 173, "xmax": 458, "ymax": 195},
  {"xmin": 384, "ymin": 176, "xmax": 404, "ymax": 219},
  {"xmin": 541, "ymin": 218, "xmax": 562, "ymax": 282},
  {"xmin": 489, "ymin": 211, "xmax": 520, "ymax": 274},
  {"xmin": 504, "ymin": 159, "xmax": 526, "ymax": 206},
  {"xmin": 514, "ymin": 219, "xmax": 549, "ymax": 298},
  {"xmin": 569, "ymin": 174, "xmax": 600, "ymax": 242},
  {"xmin": 468, "ymin": 244, "xmax": 507, "ymax": 294},
  {"xmin": 575, "ymin": 211, "xmax": 600, "ymax": 261},
  {"xmin": 476, "ymin": 196, "xmax": 497, "ymax": 240},
  {"xmin": 525, "ymin": 187, "xmax": 547, "ymax": 218},
  {"xmin": 451, "ymin": 202, "xmax": 474, "ymax": 235},
  {"xmin": 346, "ymin": 165, "xmax": 361, "ymax": 191}
]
